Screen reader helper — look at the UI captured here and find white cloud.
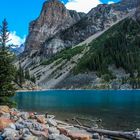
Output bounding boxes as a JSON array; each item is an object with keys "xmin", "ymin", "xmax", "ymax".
[
  {"xmin": 108, "ymin": 1, "xmax": 115, "ymax": 4},
  {"xmin": 65, "ymin": 0, "xmax": 102, "ymax": 13},
  {"xmin": 8, "ymin": 31, "xmax": 25, "ymax": 47}
]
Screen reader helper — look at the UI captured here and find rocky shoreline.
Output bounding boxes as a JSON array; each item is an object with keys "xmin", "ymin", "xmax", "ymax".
[{"xmin": 0, "ymin": 106, "xmax": 140, "ymax": 140}]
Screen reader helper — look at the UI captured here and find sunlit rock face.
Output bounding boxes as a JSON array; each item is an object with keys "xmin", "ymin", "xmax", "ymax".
[
  {"xmin": 25, "ymin": 0, "xmax": 85, "ymax": 52},
  {"xmin": 25, "ymin": 0, "xmax": 138, "ymax": 57},
  {"xmin": 44, "ymin": 0, "xmax": 138, "ymax": 51}
]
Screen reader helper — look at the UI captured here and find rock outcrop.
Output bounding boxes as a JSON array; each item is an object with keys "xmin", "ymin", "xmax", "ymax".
[{"xmin": 25, "ymin": 0, "xmax": 85, "ymax": 52}]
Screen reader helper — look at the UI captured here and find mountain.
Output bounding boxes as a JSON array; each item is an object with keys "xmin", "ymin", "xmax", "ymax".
[
  {"xmin": 25, "ymin": 0, "xmax": 85, "ymax": 53},
  {"xmin": 56, "ymin": 8, "xmax": 140, "ymax": 89},
  {"xmin": 24, "ymin": 0, "xmax": 137, "ymax": 57},
  {"xmin": 19, "ymin": 0, "xmax": 140, "ymax": 90},
  {"xmin": 11, "ymin": 44, "xmax": 25, "ymax": 55}
]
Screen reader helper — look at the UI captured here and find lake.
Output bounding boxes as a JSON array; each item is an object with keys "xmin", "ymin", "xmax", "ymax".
[{"xmin": 14, "ymin": 90, "xmax": 140, "ymax": 130}]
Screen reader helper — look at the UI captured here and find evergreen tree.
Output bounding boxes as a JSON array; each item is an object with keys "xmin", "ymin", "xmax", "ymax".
[
  {"xmin": 25, "ymin": 69, "xmax": 30, "ymax": 80},
  {"xmin": 0, "ymin": 19, "xmax": 16, "ymax": 107},
  {"xmin": 31, "ymin": 75, "xmax": 36, "ymax": 84}
]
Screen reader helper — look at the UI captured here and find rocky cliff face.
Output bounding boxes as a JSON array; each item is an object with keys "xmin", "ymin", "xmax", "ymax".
[
  {"xmin": 43, "ymin": 0, "xmax": 137, "ymax": 52},
  {"xmin": 25, "ymin": 0, "xmax": 85, "ymax": 52},
  {"xmin": 25, "ymin": 0, "xmax": 138, "ymax": 57}
]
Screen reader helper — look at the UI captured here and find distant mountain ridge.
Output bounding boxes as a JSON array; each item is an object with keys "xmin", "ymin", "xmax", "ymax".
[{"xmin": 11, "ymin": 44, "xmax": 25, "ymax": 55}]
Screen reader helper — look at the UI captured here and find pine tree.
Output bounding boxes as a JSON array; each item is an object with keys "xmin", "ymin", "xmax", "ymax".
[
  {"xmin": 0, "ymin": 19, "xmax": 16, "ymax": 107},
  {"xmin": 25, "ymin": 69, "xmax": 30, "ymax": 80}
]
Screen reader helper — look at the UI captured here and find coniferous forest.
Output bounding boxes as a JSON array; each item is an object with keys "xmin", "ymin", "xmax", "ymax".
[{"xmin": 74, "ymin": 18, "xmax": 140, "ymax": 88}]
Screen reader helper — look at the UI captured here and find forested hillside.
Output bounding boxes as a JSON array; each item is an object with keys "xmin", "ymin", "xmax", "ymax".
[{"xmin": 73, "ymin": 17, "xmax": 140, "ymax": 88}]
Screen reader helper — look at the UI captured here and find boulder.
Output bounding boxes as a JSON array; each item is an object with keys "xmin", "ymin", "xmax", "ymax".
[
  {"xmin": 2, "ymin": 128, "xmax": 19, "ymax": 139},
  {"xmin": 8, "ymin": 123, "xmax": 16, "ymax": 130},
  {"xmin": 23, "ymin": 135, "xmax": 39, "ymax": 140},
  {"xmin": 48, "ymin": 119, "xmax": 57, "ymax": 127},
  {"xmin": 15, "ymin": 122, "xmax": 25, "ymax": 130},
  {"xmin": 36, "ymin": 115, "xmax": 46, "ymax": 124},
  {"xmin": 92, "ymin": 133, "xmax": 100, "ymax": 139},
  {"xmin": 30, "ymin": 129, "xmax": 48, "ymax": 138},
  {"xmin": 49, "ymin": 134, "xmax": 71, "ymax": 140},
  {"xmin": 0, "ymin": 106, "xmax": 10, "ymax": 114},
  {"xmin": 20, "ymin": 112, "xmax": 30, "ymax": 120},
  {"xmin": 68, "ymin": 132, "xmax": 91, "ymax": 140},
  {"xmin": 29, "ymin": 112, "xmax": 35, "ymax": 119},
  {"xmin": 58, "ymin": 127, "xmax": 68, "ymax": 136},
  {"xmin": 0, "ymin": 118, "xmax": 13, "ymax": 131},
  {"xmin": 0, "ymin": 113, "xmax": 10, "ymax": 119},
  {"xmin": 48, "ymin": 127, "xmax": 60, "ymax": 135}
]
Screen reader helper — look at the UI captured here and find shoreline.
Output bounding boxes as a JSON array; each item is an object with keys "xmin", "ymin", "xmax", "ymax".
[
  {"xmin": 16, "ymin": 89, "xmax": 140, "ymax": 93},
  {"xmin": 0, "ymin": 106, "xmax": 139, "ymax": 140}
]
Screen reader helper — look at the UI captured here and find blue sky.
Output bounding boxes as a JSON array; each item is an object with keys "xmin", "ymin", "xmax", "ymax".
[{"xmin": 0, "ymin": 0, "xmax": 120, "ymax": 45}]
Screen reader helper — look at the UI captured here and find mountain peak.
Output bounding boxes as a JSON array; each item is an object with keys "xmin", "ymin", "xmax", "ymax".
[{"xmin": 25, "ymin": 0, "xmax": 82, "ymax": 51}]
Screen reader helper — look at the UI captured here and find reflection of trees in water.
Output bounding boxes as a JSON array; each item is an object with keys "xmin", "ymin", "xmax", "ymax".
[{"xmin": 17, "ymin": 93, "xmax": 24, "ymax": 109}]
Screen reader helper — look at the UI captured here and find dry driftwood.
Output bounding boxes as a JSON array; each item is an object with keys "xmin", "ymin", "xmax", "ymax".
[
  {"xmin": 74, "ymin": 125, "xmax": 139, "ymax": 140},
  {"xmin": 56, "ymin": 118, "xmax": 139, "ymax": 140}
]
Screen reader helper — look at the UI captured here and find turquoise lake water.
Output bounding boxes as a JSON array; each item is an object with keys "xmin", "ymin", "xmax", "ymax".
[{"xmin": 15, "ymin": 90, "xmax": 140, "ymax": 130}]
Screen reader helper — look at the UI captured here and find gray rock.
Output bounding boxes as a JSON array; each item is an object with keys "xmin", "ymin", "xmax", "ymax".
[
  {"xmin": 92, "ymin": 133, "xmax": 100, "ymax": 139},
  {"xmin": 22, "ymin": 128, "xmax": 31, "ymax": 135},
  {"xmin": 1, "ymin": 113, "xmax": 10, "ymax": 119},
  {"xmin": 15, "ymin": 123, "xmax": 25, "ymax": 130},
  {"xmin": 23, "ymin": 135, "xmax": 39, "ymax": 140},
  {"xmin": 20, "ymin": 112, "xmax": 29, "ymax": 120},
  {"xmin": 8, "ymin": 123, "xmax": 16, "ymax": 130},
  {"xmin": 2, "ymin": 128, "xmax": 19, "ymax": 139},
  {"xmin": 49, "ymin": 134, "xmax": 71, "ymax": 140},
  {"xmin": 48, "ymin": 119, "xmax": 57, "ymax": 127},
  {"xmin": 48, "ymin": 127, "xmax": 60, "ymax": 135}
]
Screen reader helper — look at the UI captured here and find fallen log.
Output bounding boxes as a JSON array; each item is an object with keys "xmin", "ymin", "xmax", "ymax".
[
  {"xmin": 73, "ymin": 125, "xmax": 140, "ymax": 140},
  {"xmin": 55, "ymin": 119, "xmax": 140, "ymax": 140}
]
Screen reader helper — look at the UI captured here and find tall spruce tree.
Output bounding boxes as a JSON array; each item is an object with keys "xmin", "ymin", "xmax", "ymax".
[{"xmin": 0, "ymin": 19, "xmax": 16, "ymax": 107}]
